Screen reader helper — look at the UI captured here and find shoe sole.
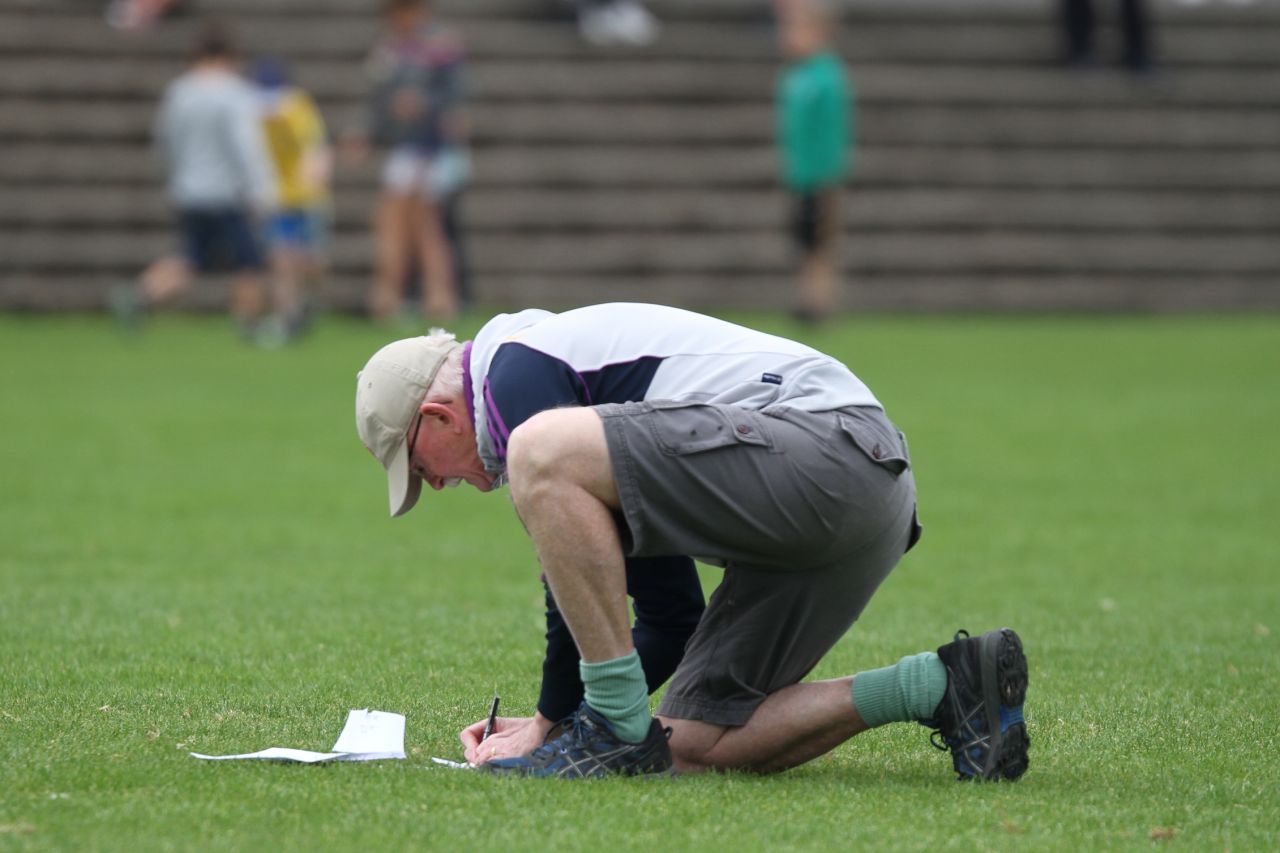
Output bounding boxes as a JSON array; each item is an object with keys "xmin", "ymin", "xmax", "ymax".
[
  {"xmin": 978, "ymin": 627, "xmax": 1029, "ymax": 781},
  {"xmin": 482, "ymin": 759, "xmax": 677, "ymax": 780}
]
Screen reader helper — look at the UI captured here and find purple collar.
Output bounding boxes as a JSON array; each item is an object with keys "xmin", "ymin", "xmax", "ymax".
[{"xmin": 461, "ymin": 340, "xmax": 475, "ymax": 427}]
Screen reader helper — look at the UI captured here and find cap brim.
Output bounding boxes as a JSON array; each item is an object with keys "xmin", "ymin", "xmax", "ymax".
[{"xmin": 386, "ymin": 437, "xmax": 423, "ymax": 518}]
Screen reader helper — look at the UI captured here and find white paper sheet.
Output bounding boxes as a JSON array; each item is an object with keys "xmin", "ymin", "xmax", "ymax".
[
  {"xmin": 191, "ymin": 709, "xmax": 406, "ymax": 763},
  {"xmin": 430, "ymin": 756, "xmax": 475, "ymax": 769},
  {"xmin": 190, "ymin": 747, "xmax": 345, "ymax": 763},
  {"xmin": 330, "ymin": 709, "xmax": 406, "ymax": 756}
]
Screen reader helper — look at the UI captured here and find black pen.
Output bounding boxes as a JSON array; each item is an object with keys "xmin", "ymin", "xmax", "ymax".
[{"xmin": 481, "ymin": 695, "xmax": 500, "ymax": 742}]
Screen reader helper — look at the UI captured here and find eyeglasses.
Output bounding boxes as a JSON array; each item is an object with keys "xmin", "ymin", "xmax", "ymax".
[{"xmin": 406, "ymin": 409, "xmax": 425, "ymax": 469}]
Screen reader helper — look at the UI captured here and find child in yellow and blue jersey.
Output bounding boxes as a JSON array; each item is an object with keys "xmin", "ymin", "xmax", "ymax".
[{"xmin": 253, "ymin": 57, "xmax": 333, "ymax": 344}]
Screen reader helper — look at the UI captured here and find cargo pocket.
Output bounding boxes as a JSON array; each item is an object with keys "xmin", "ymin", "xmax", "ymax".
[
  {"xmin": 649, "ymin": 401, "xmax": 772, "ymax": 455},
  {"xmin": 837, "ymin": 409, "xmax": 910, "ymax": 475}
]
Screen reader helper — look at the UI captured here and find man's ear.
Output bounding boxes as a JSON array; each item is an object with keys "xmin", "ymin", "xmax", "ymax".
[{"xmin": 420, "ymin": 400, "xmax": 459, "ymax": 430}]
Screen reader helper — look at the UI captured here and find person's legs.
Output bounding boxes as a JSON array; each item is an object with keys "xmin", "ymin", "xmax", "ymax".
[
  {"xmin": 265, "ymin": 212, "xmax": 310, "ymax": 325},
  {"xmin": 663, "ymin": 633, "xmax": 1028, "ymax": 780},
  {"xmin": 229, "ymin": 269, "xmax": 266, "ymax": 329},
  {"xmin": 506, "ymin": 406, "xmax": 632, "ymax": 665},
  {"xmin": 115, "ymin": 208, "xmax": 202, "ymax": 330},
  {"xmin": 270, "ymin": 246, "xmax": 307, "ymax": 320},
  {"xmin": 485, "ymin": 406, "xmax": 670, "ymax": 775},
  {"xmin": 797, "ymin": 186, "xmax": 841, "ymax": 321},
  {"xmin": 599, "ymin": 402, "xmax": 944, "ymax": 775},
  {"xmin": 139, "ymin": 254, "xmax": 192, "ymax": 303},
  {"xmin": 663, "ymin": 621, "xmax": 1027, "ymax": 780},
  {"xmin": 139, "ymin": 207, "xmax": 212, "ymax": 304},
  {"xmin": 500, "ymin": 400, "xmax": 1028, "ymax": 780},
  {"xmin": 647, "ymin": 532, "xmax": 1023, "ymax": 777},
  {"xmin": 665, "ymin": 678, "xmax": 865, "ymax": 774},
  {"xmin": 371, "ymin": 150, "xmax": 427, "ymax": 321},
  {"xmin": 535, "ymin": 554, "xmax": 703, "ymax": 725},
  {"xmin": 651, "ymin": 476, "xmax": 921, "ymax": 774},
  {"xmin": 628, "ymin": 556, "xmax": 705, "ymax": 689},
  {"xmin": 224, "ymin": 209, "xmax": 268, "ymax": 332},
  {"xmin": 509, "ymin": 404, "xmax": 911, "ymax": 763},
  {"xmin": 664, "ymin": 646, "xmax": 944, "ymax": 774},
  {"xmin": 113, "ymin": 252, "xmax": 189, "ymax": 332},
  {"xmin": 409, "ymin": 196, "xmax": 458, "ymax": 323},
  {"xmin": 370, "ymin": 191, "xmax": 414, "ymax": 321}
]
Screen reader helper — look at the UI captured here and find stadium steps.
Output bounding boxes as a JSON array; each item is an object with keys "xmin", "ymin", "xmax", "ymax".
[{"xmin": 1, "ymin": 0, "xmax": 1278, "ymax": 312}]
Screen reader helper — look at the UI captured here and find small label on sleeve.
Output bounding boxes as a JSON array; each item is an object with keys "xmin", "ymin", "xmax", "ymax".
[{"xmin": 761, "ymin": 372, "xmax": 783, "ymax": 385}]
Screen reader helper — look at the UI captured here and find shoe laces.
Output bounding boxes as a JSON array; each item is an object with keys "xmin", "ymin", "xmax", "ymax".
[
  {"xmin": 926, "ymin": 629, "xmax": 980, "ymax": 761},
  {"xmin": 531, "ymin": 709, "xmax": 608, "ymax": 759},
  {"xmin": 928, "ymin": 728, "xmax": 950, "ymax": 752}
]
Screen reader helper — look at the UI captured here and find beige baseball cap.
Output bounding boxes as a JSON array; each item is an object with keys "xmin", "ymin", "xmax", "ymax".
[{"xmin": 355, "ymin": 335, "xmax": 462, "ymax": 518}]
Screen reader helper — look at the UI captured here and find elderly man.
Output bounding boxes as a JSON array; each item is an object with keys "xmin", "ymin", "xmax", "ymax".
[{"xmin": 355, "ymin": 303, "xmax": 1029, "ymax": 780}]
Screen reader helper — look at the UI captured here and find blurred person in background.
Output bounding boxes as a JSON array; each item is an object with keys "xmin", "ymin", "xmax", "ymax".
[
  {"xmin": 776, "ymin": 0, "xmax": 852, "ymax": 324},
  {"xmin": 106, "ymin": 0, "xmax": 185, "ymax": 32},
  {"xmin": 1059, "ymin": 0, "xmax": 1155, "ymax": 73},
  {"xmin": 572, "ymin": 0, "xmax": 660, "ymax": 47},
  {"xmin": 112, "ymin": 23, "xmax": 276, "ymax": 338},
  {"xmin": 344, "ymin": 0, "xmax": 468, "ymax": 326},
  {"xmin": 253, "ymin": 57, "xmax": 333, "ymax": 346}
]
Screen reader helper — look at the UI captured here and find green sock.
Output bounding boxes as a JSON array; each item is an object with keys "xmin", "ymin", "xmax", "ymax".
[
  {"xmin": 580, "ymin": 650, "xmax": 651, "ymax": 743},
  {"xmin": 851, "ymin": 652, "xmax": 948, "ymax": 728}
]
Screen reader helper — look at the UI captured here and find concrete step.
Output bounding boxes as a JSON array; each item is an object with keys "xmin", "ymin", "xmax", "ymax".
[
  {"xmin": 4, "ymin": 11, "xmax": 1279, "ymax": 67},
  {"xmin": 4, "ymin": 227, "xmax": 1275, "ymax": 276},
  {"xmin": 6, "ymin": 142, "xmax": 1278, "ymax": 191},
  {"xmin": 4, "ymin": 56, "xmax": 1279, "ymax": 108},
  {"xmin": 7, "ymin": 271, "xmax": 1278, "ymax": 314},
  {"xmin": 8, "ymin": 98, "xmax": 1279, "ymax": 152},
  {"xmin": 10, "ymin": 0, "xmax": 1280, "ymax": 24},
  {"xmin": 4, "ymin": 186, "xmax": 1278, "ymax": 235}
]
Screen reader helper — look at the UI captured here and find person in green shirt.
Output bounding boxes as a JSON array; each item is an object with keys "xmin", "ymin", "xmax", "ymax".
[{"xmin": 776, "ymin": 0, "xmax": 852, "ymax": 323}]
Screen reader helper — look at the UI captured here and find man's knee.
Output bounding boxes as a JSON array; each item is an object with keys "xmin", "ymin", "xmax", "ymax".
[
  {"xmin": 661, "ymin": 717, "xmax": 724, "ymax": 774},
  {"xmin": 506, "ymin": 407, "xmax": 616, "ymax": 510},
  {"xmin": 506, "ymin": 410, "xmax": 565, "ymax": 498}
]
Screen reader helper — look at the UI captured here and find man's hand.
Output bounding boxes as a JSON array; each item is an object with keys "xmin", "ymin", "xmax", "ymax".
[{"xmin": 460, "ymin": 712, "xmax": 555, "ymax": 764}]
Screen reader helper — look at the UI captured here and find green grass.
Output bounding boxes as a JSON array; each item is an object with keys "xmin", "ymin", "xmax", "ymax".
[{"xmin": 1, "ymin": 311, "xmax": 1277, "ymax": 851}]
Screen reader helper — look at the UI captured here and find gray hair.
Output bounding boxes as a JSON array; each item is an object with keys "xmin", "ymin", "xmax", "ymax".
[{"xmin": 423, "ymin": 329, "xmax": 466, "ymax": 403}]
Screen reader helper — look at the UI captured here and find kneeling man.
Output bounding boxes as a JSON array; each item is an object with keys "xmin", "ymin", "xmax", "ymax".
[{"xmin": 355, "ymin": 303, "xmax": 1029, "ymax": 780}]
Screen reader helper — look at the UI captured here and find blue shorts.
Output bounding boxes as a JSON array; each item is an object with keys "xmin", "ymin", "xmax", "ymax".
[
  {"xmin": 266, "ymin": 209, "xmax": 316, "ymax": 248},
  {"xmin": 179, "ymin": 207, "xmax": 264, "ymax": 272}
]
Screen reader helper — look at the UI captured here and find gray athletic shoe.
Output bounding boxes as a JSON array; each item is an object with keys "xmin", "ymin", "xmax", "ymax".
[
  {"xmin": 923, "ymin": 628, "xmax": 1030, "ymax": 781},
  {"xmin": 481, "ymin": 702, "xmax": 674, "ymax": 779}
]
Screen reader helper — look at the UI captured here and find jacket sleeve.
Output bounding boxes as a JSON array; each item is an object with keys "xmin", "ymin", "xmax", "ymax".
[{"xmin": 479, "ymin": 342, "xmax": 589, "ymax": 464}]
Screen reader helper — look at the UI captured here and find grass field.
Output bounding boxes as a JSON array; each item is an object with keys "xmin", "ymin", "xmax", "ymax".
[{"xmin": 2, "ymin": 311, "xmax": 1277, "ymax": 851}]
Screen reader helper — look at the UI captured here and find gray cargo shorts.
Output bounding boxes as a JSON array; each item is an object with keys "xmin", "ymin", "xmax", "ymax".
[{"xmin": 596, "ymin": 400, "xmax": 921, "ymax": 727}]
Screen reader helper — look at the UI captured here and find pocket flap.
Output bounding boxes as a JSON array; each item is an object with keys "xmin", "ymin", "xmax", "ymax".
[
  {"xmin": 837, "ymin": 410, "xmax": 909, "ymax": 474},
  {"xmin": 650, "ymin": 401, "xmax": 771, "ymax": 454}
]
